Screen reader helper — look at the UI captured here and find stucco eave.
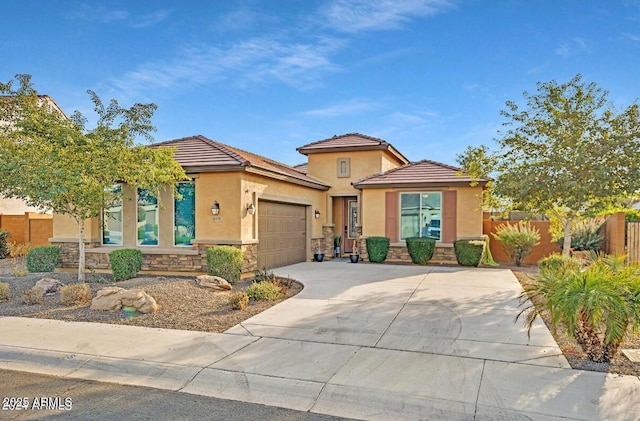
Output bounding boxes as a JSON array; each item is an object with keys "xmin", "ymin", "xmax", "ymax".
[
  {"xmin": 246, "ymin": 167, "xmax": 330, "ymax": 191},
  {"xmin": 352, "ymin": 181, "xmax": 488, "ymax": 190}
]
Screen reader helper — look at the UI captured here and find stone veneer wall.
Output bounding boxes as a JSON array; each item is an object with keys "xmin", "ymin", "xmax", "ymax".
[{"xmin": 57, "ymin": 241, "xmax": 259, "ymax": 274}]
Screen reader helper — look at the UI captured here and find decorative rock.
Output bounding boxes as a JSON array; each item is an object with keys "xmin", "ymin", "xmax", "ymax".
[
  {"xmin": 32, "ymin": 278, "xmax": 64, "ymax": 296},
  {"xmin": 90, "ymin": 287, "xmax": 158, "ymax": 313},
  {"xmin": 196, "ymin": 275, "xmax": 232, "ymax": 291}
]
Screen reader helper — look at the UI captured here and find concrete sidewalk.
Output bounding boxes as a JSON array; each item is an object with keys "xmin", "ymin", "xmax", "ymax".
[{"xmin": 1, "ymin": 263, "xmax": 639, "ymax": 420}]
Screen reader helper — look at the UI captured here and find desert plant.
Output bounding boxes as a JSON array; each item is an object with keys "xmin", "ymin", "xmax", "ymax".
[
  {"xmin": 8, "ymin": 241, "xmax": 31, "ymax": 258},
  {"xmin": 109, "ymin": 249, "xmax": 143, "ymax": 281},
  {"xmin": 518, "ymin": 254, "xmax": 640, "ymax": 363},
  {"xmin": 366, "ymin": 236, "xmax": 390, "ymax": 263},
  {"xmin": 334, "ymin": 235, "xmax": 342, "ymax": 248},
  {"xmin": 60, "ymin": 283, "xmax": 92, "ymax": 306},
  {"xmin": 405, "ymin": 237, "xmax": 436, "ymax": 265},
  {"xmin": 0, "ymin": 282, "xmax": 10, "ymax": 301},
  {"xmin": 206, "ymin": 246, "xmax": 243, "ymax": 285},
  {"xmin": 569, "ymin": 218, "xmax": 606, "ymax": 251},
  {"xmin": 492, "ymin": 222, "xmax": 541, "ymax": 266},
  {"xmin": 254, "ymin": 268, "xmax": 276, "ymax": 283},
  {"xmin": 538, "ymin": 253, "xmax": 581, "ymax": 275},
  {"xmin": 26, "ymin": 245, "xmax": 60, "ymax": 272},
  {"xmin": 453, "ymin": 240, "xmax": 484, "ymax": 267},
  {"xmin": 22, "ymin": 288, "xmax": 44, "ymax": 305},
  {"xmin": 0, "ymin": 229, "xmax": 10, "ymax": 259},
  {"xmin": 228, "ymin": 291, "xmax": 249, "ymax": 310},
  {"xmin": 245, "ymin": 281, "xmax": 283, "ymax": 301}
]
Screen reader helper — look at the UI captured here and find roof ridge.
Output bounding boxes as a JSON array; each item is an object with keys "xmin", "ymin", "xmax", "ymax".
[
  {"xmin": 196, "ymin": 135, "xmax": 250, "ymax": 166},
  {"xmin": 298, "ymin": 132, "xmax": 388, "ymax": 149}
]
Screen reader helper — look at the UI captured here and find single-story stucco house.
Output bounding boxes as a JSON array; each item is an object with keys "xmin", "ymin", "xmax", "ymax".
[{"xmin": 51, "ymin": 133, "xmax": 490, "ymax": 273}]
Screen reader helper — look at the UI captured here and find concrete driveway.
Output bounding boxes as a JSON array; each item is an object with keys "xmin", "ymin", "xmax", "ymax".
[{"xmin": 1, "ymin": 262, "xmax": 639, "ymax": 420}]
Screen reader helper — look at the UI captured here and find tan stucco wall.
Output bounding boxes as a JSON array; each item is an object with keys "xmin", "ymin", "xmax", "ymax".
[
  {"xmin": 306, "ymin": 150, "xmax": 402, "ymax": 195},
  {"xmin": 52, "ymin": 214, "xmax": 100, "ymax": 241},
  {"xmin": 195, "ymin": 172, "xmax": 242, "ymax": 242},
  {"xmin": 360, "ymin": 186, "xmax": 484, "ymax": 242},
  {"xmin": 0, "ymin": 197, "xmax": 47, "ymax": 214},
  {"xmin": 241, "ymin": 171, "xmax": 326, "ymax": 241}
]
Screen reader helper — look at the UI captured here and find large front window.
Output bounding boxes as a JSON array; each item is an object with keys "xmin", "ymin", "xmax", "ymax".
[
  {"xmin": 137, "ymin": 188, "xmax": 159, "ymax": 246},
  {"xmin": 102, "ymin": 185, "xmax": 123, "ymax": 245},
  {"xmin": 400, "ymin": 192, "xmax": 442, "ymax": 240},
  {"xmin": 174, "ymin": 182, "xmax": 195, "ymax": 246}
]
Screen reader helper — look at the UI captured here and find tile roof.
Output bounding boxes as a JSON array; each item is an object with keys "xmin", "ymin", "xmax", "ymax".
[
  {"xmin": 293, "ymin": 162, "xmax": 308, "ymax": 174},
  {"xmin": 150, "ymin": 135, "xmax": 329, "ymax": 190},
  {"xmin": 296, "ymin": 133, "xmax": 409, "ymax": 164},
  {"xmin": 352, "ymin": 159, "xmax": 492, "ymax": 189}
]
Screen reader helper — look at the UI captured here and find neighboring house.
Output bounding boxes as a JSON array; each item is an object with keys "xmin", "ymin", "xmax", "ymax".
[{"xmin": 51, "ymin": 133, "xmax": 490, "ymax": 273}]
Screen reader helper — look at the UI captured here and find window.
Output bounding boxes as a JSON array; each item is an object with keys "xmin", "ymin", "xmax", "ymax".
[
  {"xmin": 174, "ymin": 182, "xmax": 195, "ymax": 246},
  {"xmin": 400, "ymin": 192, "xmax": 442, "ymax": 241},
  {"xmin": 337, "ymin": 158, "xmax": 350, "ymax": 178},
  {"xmin": 102, "ymin": 185, "xmax": 123, "ymax": 245},
  {"xmin": 137, "ymin": 188, "xmax": 159, "ymax": 246}
]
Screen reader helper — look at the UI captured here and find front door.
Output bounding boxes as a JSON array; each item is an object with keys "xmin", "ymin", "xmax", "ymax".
[{"xmin": 342, "ymin": 197, "xmax": 358, "ymax": 253}]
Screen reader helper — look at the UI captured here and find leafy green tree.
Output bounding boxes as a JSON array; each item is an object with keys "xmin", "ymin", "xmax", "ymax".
[
  {"xmin": 455, "ymin": 144, "xmax": 506, "ymax": 213},
  {"xmin": 0, "ymin": 75, "xmax": 187, "ymax": 281},
  {"xmin": 494, "ymin": 74, "xmax": 640, "ymax": 254}
]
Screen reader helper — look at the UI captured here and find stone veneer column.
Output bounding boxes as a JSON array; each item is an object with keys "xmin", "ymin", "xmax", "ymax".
[{"xmin": 321, "ymin": 224, "xmax": 335, "ymax": 260}]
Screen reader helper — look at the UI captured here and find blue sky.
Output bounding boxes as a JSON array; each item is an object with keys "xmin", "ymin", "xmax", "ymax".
[{"xmin": 2, "ymin": 1, "xmax": 638, "ymax": 166}]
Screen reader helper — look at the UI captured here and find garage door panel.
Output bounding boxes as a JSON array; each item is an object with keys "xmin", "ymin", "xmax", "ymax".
[{"xmin": 258, "ymin": 201, "xmax": 307, "ymax": 269}]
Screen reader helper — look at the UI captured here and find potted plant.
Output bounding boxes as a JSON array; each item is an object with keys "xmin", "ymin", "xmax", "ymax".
[
  {"xmin": 313, "ymin": 247, "xmax": 325, "ymax": 262},
  {"xmin": 349, "ymin": 238, "xmax": 360, "ymax": 263},
  {"xmin": 334, "ymin": 235, "xmax": 342, "ymax": 257}
]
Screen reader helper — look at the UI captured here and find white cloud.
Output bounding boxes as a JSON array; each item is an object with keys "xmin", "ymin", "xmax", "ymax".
[
  {"xmin": 300, "ymin": 99, "xmax": 380, "ymax": 117},
  {"xmin": 555, "ymin": 37, "xmax": 591, "ymax": 58},
  {"xmin": 131, "ymin": 10, "xmax": 171, "ymax": 28},
  {"xmin": 624, "ymin": 32, "xmax": 640, "ymax": 41},
  {"xmin": 319, "ymin": 0, "xmax": 454, "ymax": 33},
  {"xmin": 105, "ymin": 36, "xmax": 343, "ymax": 99},
  {"xmin": 68, "ymin": 5, "xmax": 168, "ymax": 28}
]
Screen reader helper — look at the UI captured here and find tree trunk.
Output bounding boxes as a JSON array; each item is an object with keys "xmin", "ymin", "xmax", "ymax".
[
  {"xmin": 77, "ymin": 220, "xmax": 86, "ymax": 282},
  {"xmin": 562, "ymin": 217, "xmax": 573, "ymax": 256}
]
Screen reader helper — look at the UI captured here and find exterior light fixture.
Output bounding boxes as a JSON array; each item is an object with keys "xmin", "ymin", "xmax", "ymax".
[
  {"xmin": 211, "ymin": 201, "xmax": 220, "ymax": 215},
  {"xmin": 314, "ymin": 209, "xmax": 321, "ymax": 219},
  {"xmin": 246, "ymin": 203, "xmax": 255, "ymax": 215}
]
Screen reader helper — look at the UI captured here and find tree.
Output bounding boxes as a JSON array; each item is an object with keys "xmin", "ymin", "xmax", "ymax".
[
  {"xmin": 494, "ymin": 74, "xmax": 640, "ymax": 254},
  {"xmin": 0, "ymin": 75, "xmax": 187, "ymax": 281}
]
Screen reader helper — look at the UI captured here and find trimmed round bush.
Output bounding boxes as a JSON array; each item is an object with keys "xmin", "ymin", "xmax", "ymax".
[
  {"xmin": 26, "ymin": 245, "xmax": 60, "ymax": 272},
  {"xmin": 206, "ymin": 246, "xmax": 243, "ymax": 285},
  {"xmin": 453, "ymin": 240, "xmax": 484, "ymax": 267},
  {"xmin": 366, "ymin": 236, "xmax": 390, "ymax": 263},
  {"xmin": 109, "ymin": 249, "xmax": 143, "ymax": 281},
  {"xmin": 538, "ymin": 253, "xmax": 581, "ymax": 275},
  {"xmin": 245, "ymin": 281, "xmax": 283, "ymax": 301},
  {"xmin": 405, "ymin": 237, "xmax": 436, "ymax": 265}
]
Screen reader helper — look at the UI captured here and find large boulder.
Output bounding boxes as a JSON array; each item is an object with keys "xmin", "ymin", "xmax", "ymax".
[
  {"xmin": 196, "ymin": 275, "xmax": 232, "ymax": 291},
  {"xmin": 32, "ymin": 278, "xmax": 64, "ymax": 296},
  {"xmin": 91, "ymin": 287, "xmax": 158, "ymax": 314}
]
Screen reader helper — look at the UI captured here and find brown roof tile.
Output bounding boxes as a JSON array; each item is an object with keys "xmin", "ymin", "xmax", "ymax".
[
  {"xmin": 296, "ymin": 133, "xmax": 409, "ymax": 164},
  {"xmin": 352, "ymin": 160, "xmax": 491, "ymax": 189},
  {"xmin": 293, "ymin": 162, "xmax": 308, "ymax": 174},
  {"xmin": 150, "ymin": 135, "xmax": 329, "ymax": 190}
]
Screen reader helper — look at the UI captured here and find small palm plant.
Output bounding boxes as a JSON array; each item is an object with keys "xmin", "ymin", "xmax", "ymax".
[{"xmin": 518, "ymin": 254, "xmax": 640, "ymax": 363}]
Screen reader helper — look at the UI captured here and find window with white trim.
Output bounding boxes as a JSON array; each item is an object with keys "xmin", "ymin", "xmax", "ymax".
[
  {"xmin": 102, "ymin": 184, "xmax": 123, "ymax": 245},
  {"xmin": 400, "ymin": 192, "xmax": 442, "ymax": 240},
  {"xmin": 174, "ymin": 181, "xmax": 195, "ymax": 246},
  {"xmin": 137, "ymin": 188, "xmax": 159, "ymax": 246}
]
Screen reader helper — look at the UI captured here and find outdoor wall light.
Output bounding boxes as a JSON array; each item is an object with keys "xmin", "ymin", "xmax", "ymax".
[
  {"xmin": 314, "ymin": 209, "xmax": 321, "ymax": 219},
  {"xmin": 211, "ymin": 201, "xmax": 220, "ymax": 215},
  {"xmin": 246, "ymin": 203, "xmax": 255, "ymax": 215}
]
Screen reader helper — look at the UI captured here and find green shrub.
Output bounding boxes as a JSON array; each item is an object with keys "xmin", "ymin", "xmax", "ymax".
[
  {"xmin": 518, "ymin": 255, "xmax": 640, "ymax": 363},
  {"xmin": 8, "ymin": 241, "xmax": 31, "ymax": 258},
  {"xmin": 109, "ymin": 249, "xmax": 143, "ymax": 281},
  {"xmin": 492, "ymin": 222, "xmax": 540, "ymax": 266},
  {"xmin": 228, "ymin": 291, "xmax": 249, "ymax": 310},
  {"xmin": 26, "ymin": 246, "xmax": 60, "ymax": 272},
  {"xmin": 206, "ymin": 246, "xmax": 243, "ymax": 285},
  {"xmin": 60, "ymin": 283, "xmax": 92, "ymax": 306},
  {"xmin": 625, "ymin": 209, "xmax": 640, "ymax": 222},
  {"xmin": 405, "ymin": 237, "xmax": 436, "ymax": 265},
  {"xmin": 245, "ymin": 281, "xmax": 283, "ymax": 301},
  {"xmin": 366, "ymin": 237, "xmax": 390, "ymax": 263},
  {"xmin": 0, "ymin": 282, "xmax": 9, "ymax": 301},
  {"xmin": 0, "ymin": 230, "xmax": 9, "ymax": 259},
  {"xmin": 453, "ymin": 240, "xmax": 484, "ymax": 267}
]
